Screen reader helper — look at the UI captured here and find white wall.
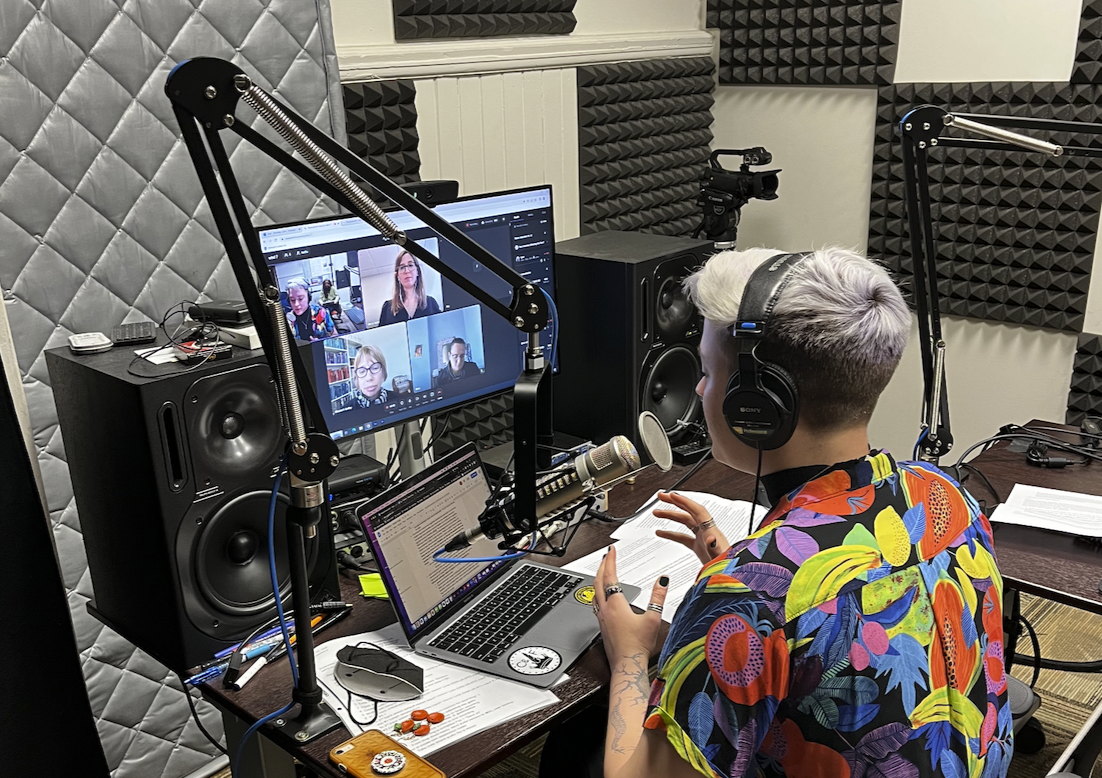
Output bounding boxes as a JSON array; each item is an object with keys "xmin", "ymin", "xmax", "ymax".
[
  {"xmin": 711, "ymin": 86, "xmax": 878, "ymax": 252},
  {"xmin": 415, "ymin": 70, "xmax": 580, "ymax": 238},
  {"xmin": 894, "ymin": 0, "xmax": 1082, "ymax": 84}
]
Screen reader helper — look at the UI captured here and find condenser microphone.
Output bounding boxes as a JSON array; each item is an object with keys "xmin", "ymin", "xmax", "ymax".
[{"xmin": 534, "ymin": 435, "xmax": 641, "ymax": 518}]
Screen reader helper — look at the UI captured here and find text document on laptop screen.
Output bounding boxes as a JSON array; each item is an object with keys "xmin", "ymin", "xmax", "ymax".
[{"xmin": 359, "ymin": 446, "xmax": 511, "ymax": 638}]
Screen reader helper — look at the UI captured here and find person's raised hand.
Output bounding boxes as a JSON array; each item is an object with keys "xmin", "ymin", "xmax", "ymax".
[
  {"xmin": 593, "ymin": 545, "xmax": 668, "ymax": 662},
  {"xmin": 652, "ymin": 491, "xmax": 730, "ymax": 564}
]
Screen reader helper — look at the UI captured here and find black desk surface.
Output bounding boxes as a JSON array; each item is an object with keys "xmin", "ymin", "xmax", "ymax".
[
  {"xmin": 202, "ymin": 457, "xmax": 758, "ymax": 778},
  {"xmin": 962, "ymin": 420, "xmax": 1102, "ymax": 616}
]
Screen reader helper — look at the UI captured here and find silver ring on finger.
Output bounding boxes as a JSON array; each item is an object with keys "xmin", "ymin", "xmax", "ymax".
[
  {"xmin": 592, "ymin": 602, "xmax": 600, "ymax": 616},
  {"xmin": 692, "ymin": 518, "xmax": 717, "ymax": 534},
  {"xmin": 646, "ymin": 602, "xmax": 663, "ymax": 614},
  {"xmin": 604, "ymin": 584, "xmax": 624, "ymax": 598}
]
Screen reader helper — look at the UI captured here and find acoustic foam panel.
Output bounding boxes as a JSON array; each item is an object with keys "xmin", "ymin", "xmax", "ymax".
[
  {"xmin": 342, "ymin": 80, "xmax": 421, "ymax": 189},
  {"xmin": 1074, "ymin": 0, "xmax": 1102, "ymax": 83},
  {"xmin": 867, "ymin": 82, "xmax": 1102, "ymax": 332},
  {"xmin": 706, "ymin": 0, "xmax": 900, "ymax": 86},
  {"xmin": 577, "ymin": 58, "xmax": 715, "ymax": 237},
  {"xmin": 432, "ymin": 392, "xmax": 514, "ymax": 456},
  {"xmin": 392, "ymin": 0, "xmax": 576, "ymax": 40},
  {"xmin": 1067, "ymin": 333, "xmax": 1102, "ymax": 424}
]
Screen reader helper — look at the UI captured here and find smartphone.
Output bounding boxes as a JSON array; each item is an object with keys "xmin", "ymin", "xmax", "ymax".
[{"xmin": 329, "ymin": 729, "xmax": 444, "ymax": 778}]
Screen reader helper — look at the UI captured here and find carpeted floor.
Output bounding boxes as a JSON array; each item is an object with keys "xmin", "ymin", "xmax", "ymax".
[{"xmin": 211, "ymin": 593, "xmax": 1102, "ymax": 778}]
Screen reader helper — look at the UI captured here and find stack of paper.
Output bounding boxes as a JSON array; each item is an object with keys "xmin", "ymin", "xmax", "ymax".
[
  {"xmin": 563, "ymin": 491, "xmax": 759, "ymax": 622},
  {"xmin": 314, "ymin": 624, "xmax": 561, "ymax": 756},
  {"xmin": 991, "ymin": 484, "xmax": 1102, "ymax": 537}
]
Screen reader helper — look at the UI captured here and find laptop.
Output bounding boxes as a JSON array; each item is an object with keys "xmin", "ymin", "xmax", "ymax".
[{"xmin": 356, "ymin": 442, "xmax": 639, "ymax": 688}]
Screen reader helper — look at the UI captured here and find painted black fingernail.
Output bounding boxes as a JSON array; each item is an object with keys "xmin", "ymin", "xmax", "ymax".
[{"xmin": 659, "ymin": 576, "xmax": 670, "ymax": 587}]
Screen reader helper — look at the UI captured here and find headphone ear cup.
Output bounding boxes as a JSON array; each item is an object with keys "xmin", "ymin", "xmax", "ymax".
[
  {"xmin": 722, "ymin": 361, "xmax": 799, "ymax": 450},
  {"xmin": 757, "ymin": 362, "xmax": 799, "ymax": 450}
]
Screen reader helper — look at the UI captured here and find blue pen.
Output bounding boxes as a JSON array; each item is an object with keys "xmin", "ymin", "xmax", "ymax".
[
  {"xmin": 214, "ymin": 624, "xmax": 290, "ymax": 659},
  {"xmin": 187, "ymin": 641, "xmax": 282, "ymax": 685}
]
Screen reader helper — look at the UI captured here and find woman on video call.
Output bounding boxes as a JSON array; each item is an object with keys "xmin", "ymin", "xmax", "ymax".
[
  {"xmin": 379, "ymin": 250, "xmax": 441, "ymax": 325},
  {"xmin": 352, "ymin": 344, "xmax": 388, "ymax": 407},
  {"xmin": 285, "ymin": 279, "xmax": 337, "ymax": 341}
]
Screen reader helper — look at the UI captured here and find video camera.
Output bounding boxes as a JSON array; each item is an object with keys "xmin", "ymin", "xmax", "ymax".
[{"xmin": 694, "ymin": 147, "xmax": 780, "ymax": 247}]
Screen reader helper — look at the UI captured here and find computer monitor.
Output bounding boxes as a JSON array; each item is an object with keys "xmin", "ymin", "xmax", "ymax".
[{"xmin": 257, "ymin": 185, "xmax": 556, "ymax": 441}]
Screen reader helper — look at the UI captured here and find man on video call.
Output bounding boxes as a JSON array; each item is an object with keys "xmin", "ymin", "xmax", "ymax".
[{"xmin": 432, "ymin": 337, "xmax": 481, "ymax": 389}]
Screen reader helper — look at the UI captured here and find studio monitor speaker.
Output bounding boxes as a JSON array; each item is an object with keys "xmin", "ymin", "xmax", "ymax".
[
  {"xmin": 553, "ymin": 231, "xmax": 713, "ymax": 446},
  {"xmin": 46, "ymin": 345, "xmax": 339, "ymax": 673}
]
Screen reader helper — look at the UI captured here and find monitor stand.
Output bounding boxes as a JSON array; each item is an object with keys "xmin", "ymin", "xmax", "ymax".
[{"xmin": 396, "ymin": 420, "xmax": 426, "ymax": 477}]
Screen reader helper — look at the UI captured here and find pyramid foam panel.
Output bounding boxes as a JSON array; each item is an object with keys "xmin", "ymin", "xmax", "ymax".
[
  {"xmin": 343, "ymin": 81, "xmax": 421, "ymax": 190},
  {"xmin": 1073, "ymin": 0, "xmax": 1102, "ymax": 83},
  {"xmin": 1067, "ymin": 333, "xmax": 1102, "ymax": 424},
  {"xmin": 577, "ymin": 58, "xmax": 715, "ymax": 237},
  {"xmin": 392, "ymin": 0, "xmax": 576, "ymax": 39},
  {"xmin": 706, "ymin": 0, "xmax": 900, "ymax": 86},
  {"xmin": 867, "ymin": 83, "xmax": 1102, "ymax": 332},
  {"xmin": 432, "ymin": 392, "xmax": 514, "ymax": 457}
]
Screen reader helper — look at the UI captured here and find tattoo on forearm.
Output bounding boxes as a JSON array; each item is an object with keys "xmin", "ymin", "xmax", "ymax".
[{"xmin": 609, "ymin": 652, "xmax": 651, "ymax": 756}]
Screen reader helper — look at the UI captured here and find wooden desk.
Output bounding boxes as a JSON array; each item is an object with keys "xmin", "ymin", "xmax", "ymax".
[
  {"xmin": 961, "ymin": 420, "xmax": 1102, "ymax": 616},
  {"xmin": 204, "ymin": 458, "xmax": 756, "ymax": 778}
]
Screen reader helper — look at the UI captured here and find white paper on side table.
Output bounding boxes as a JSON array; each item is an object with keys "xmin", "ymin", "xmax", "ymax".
[
  {"xmin": 315, "ymin": 624, "xmax": 562, "ymax": 756},
  {"xmin": 991, "ymin": 483, "xmax": 1102, "ymax": 537},
  {"xmin": 563, "ymin": 491, "xmax": 759, "ymax": 622}
]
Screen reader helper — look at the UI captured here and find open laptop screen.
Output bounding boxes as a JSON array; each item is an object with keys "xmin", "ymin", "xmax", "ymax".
[{"xmin": 357, "ymin": 444, "xmax": 511, "ymax": 640}]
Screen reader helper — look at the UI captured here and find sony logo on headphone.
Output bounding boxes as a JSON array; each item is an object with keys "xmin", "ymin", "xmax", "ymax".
[{"xmin": 740, "ymin": 407, "xmax": 762, "ymax": 413}]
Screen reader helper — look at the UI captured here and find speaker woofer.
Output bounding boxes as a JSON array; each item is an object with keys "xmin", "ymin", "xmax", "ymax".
[
  {"xmin": 193, "ymin": 490, "xmax": 317, "ymax": 619},
  {"xmin": 641, "ymin": 345, "xmax": 701, "ymax": 431},
  {"xmin": 185, "ymin": 365, "xmax": 283, "ymax": 482}
]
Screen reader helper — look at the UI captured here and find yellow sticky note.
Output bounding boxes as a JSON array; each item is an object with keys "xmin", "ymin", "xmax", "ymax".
[{"xmin": 359, "ymin": 573, "xmax": 389, "ymax": 599}]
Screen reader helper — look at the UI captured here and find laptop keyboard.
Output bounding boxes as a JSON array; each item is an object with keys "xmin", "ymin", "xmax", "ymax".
[{"xmin": 428, "ymin": 566, "xmax": 583, "ymax": 663}]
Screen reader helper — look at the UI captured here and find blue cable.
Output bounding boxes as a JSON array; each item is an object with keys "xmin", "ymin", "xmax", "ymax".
[
  {"xmin": 432, "ymin": 530, "xmax": 537, "ymax": 563},
  {"xmin": 229, "ymin": 455, "xmax": 297, "ymax": 776},
  {"xmin": 913, "ymin": 428, "xmax": 928, "ymax": 460},
  {"xmin": 540, "ymin": 288, "xmax": 558, "ymax": 370},
  {"xmin": 268, "ymin": 455, "xmax": 298, "ymax": 686},
  {"xmin": 231, "ymin": 700, "xmax": 296, "ymax": 778}
]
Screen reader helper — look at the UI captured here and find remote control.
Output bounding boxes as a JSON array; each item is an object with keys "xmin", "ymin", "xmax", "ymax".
[{"xmin": 112, "ymin": 321, "xmax": 157, "ymax": 345}]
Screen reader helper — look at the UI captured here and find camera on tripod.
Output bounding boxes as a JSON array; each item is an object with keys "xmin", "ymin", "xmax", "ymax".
[{"xmin": 694, "ymin": 147, "xmax": 781, "ymax": 247}]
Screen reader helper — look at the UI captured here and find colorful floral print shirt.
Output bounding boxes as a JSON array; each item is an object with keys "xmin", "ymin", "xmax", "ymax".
[{"xmin": 645, "ymin": 452, "xmax": 1011, "ymax": 778}]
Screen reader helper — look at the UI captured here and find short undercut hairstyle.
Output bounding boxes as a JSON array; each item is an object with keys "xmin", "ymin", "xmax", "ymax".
[{"xmin": 684, "ymin": 247, "xmax": 910, "ymax": 431}]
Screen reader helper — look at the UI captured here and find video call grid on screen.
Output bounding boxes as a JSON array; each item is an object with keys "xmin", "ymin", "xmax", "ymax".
[{"xmin": 257, "ymin": 186, "xmax": 556, "ymax": 441}]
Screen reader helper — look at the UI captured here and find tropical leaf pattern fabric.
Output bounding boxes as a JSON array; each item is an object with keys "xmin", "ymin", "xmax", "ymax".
[{"xmin": 644, "ymin": 452, "xmax": 1011, "ymax": 778}]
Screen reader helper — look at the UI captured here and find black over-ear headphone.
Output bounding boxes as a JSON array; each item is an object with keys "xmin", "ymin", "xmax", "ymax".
[{"xmin": 722, "ymin": 252, "xmax": 809, "ymax": 450}]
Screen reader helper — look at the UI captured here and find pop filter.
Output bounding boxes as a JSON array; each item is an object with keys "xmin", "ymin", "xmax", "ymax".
[{"xmin": 638, "ymin": 411, "xmax": 673, "ymax": 471}]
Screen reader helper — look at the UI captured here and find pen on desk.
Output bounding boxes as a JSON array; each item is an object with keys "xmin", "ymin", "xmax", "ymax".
[
  {"xmin": 266, "ymin": 608, "xmax": 350, "ymax": 665},
  {"xmin": 198, "ymin": 634, "xmax": 287, "ymax": 672},
  {"xmin": 186, "ymin": 639, "xmax": 287, "ymax": 685},
  {"xmin": 213, "ymin": 624, "xmax": 290, "ymax": 660}
]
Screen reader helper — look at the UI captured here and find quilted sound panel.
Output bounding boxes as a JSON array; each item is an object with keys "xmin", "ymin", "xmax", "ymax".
[
  {"xmin": 1073, "ymin": 0, "xmax": 1102, "ymax": 83},
  {"xmin": 867, "ymin": 82, "xmax": 1102, "ymax": 332},
  {"xmin": 0, "ymin": 3, "xmax": 343, "ymax": 778},
  {"xmin": 343, "ymin": 80, "xmax": 421, "ymax": 189},
  {"xmin": 577, "ymin": 58, "xmax": 715, "ymax": 237},
  {"xmin": 1067, "ymin": 333, "xmax": 1102, "ymax": 424},
  {"xmin": 392, "ymin": 0, "xmax": 576, "ymax": 40},
  {"xmin": 706, "ymin": 0, "xmax": 900, "ymax": 86}
]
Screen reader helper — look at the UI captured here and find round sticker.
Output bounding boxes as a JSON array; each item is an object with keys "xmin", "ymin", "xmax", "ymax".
[
  {"xmin": 508, "ymin": 646, "xmax": 562, "ymax": 676},
  {"xmin": 574, "ymin": 585, "xmax": 595, "ymax": 605},
  {"xmin": 372, "ymin": 750, "xmax": 406, "ymax": 775}
]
